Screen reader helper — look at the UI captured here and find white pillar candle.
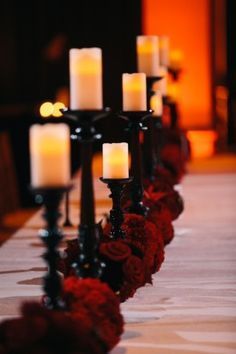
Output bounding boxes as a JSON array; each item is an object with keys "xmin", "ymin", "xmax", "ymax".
[
  {"xmin": 122, "ymin": 73, "xmax": 147, "ymax": 111},
  {"xmin": 103, "ymin": 143, "xmax": 129, "ymax": 179},
  {"xmin": 30, "ymin": 124, "xmax": 70, "ymax": 187},
  {"xmin": 137, "ymin": 35, "xmax": 159, "ymax": 77},
  {"xmin": 153, "ymin": 66, "xmax": 168, "ymax": 96},
  {"xmin": 159, "ymin": 36, "xmax": 169, "ymax": 67},
  {"xmin": 69, "ymin": 48, "xmax": 103, "ymax": 110},
  {"xmin": 150, "ymin": 90, "xmax": 163, "ymax": 116}
]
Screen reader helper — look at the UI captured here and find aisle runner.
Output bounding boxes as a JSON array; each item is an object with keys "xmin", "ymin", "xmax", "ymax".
[{"xmin": 0, "ymin": 174, "xmax": 236, "ymax": 354}]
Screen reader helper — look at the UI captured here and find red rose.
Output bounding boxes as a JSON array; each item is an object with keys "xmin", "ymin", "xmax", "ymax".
[
  {"xmin": 123, "ymin": 255, "xmax": 145, "ymax": 287},
  {"xmin": 99, "ymin": 240, "xmax": 131, "ymax": 261},
  {"xmin": 160, "ymin": 190, "xmax": 184, "ymax": 220}
]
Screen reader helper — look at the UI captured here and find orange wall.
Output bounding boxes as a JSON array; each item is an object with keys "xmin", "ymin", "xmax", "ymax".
[{"xmin": 143, "ymin": 0, "xmax": 212, "ymax": 129}]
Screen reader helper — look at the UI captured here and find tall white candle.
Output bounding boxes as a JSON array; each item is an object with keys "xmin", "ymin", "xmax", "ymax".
[
  {"xmin": 30, "ymin": 124, "xmax": 70, "ymax": 187},
  {"xmin": 122, "ymin": 73, "xmax": 147, "ymax": 111},
  {"xmin": 150, "ymin": 90, "xmax": 163, "ymax": 116},
  {"xmin": 69, "ymin": 48, "xmax": 102, "ymax": 109},
  {"xmin": 137, "ymin": 35, "xmax": 159, "ymax": 77},
  {"xmin": 153, "ymin": 66, "xmax": 168, "ymax": 96},
  {"xmin": 159, "ymin": 36, "xmax": 169, "ymax": 67},
  {"xmin": 103, "ymin": 143, "xmax": 129, "ymax": 179}
]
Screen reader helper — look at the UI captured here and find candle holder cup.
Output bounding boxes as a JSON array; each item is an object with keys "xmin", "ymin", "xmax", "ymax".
[
  {"xmin": 100, "ymin": 177, "xmax": 132, "ymax": 240},
  {"xmin": 118, "ymin": 110, "xmax": 152, "ymax": 216},
  {"xmin": 31, "ymin": 185, "xmax": 72, "ymax": 310},
  {"xmin": 168, "ymin": 67, "xmax": 182, "ymax": 82},
  {"xmin": 62, "ymin": 108, "xmax": 110, "ymax": 278}
]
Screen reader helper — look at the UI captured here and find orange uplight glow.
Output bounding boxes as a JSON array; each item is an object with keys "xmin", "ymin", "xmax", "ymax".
[
  {"xmin": 143, "ymin": 0, "xmax": 212, "ymax": 129},
  {"xmin": 187, "ymin": 130, "xmax": 217, "ymax": 159}
]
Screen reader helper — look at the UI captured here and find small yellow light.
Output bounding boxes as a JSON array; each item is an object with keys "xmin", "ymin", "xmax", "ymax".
[
  {"xmin": 39, "ymin": 102, "xmax": 54, "ymax": 117},
  {"xmin": 52, "ymin": 102, "xmax": 66, "ymax": 117}
]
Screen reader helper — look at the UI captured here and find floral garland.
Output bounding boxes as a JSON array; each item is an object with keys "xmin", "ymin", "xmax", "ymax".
[
  {"xmin": 0, "ymin": 277, "xmax": 123, "ymax": 354},
  {"xmin": 58, "ymin": 213, "xmax": 165, "ymax": 303}
]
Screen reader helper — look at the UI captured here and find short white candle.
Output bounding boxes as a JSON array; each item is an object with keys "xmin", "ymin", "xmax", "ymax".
[
  {"xmin": 137, "ymin": 35, "xmax": 159, "ymax": 77},
  {"xmin": 122, "ymin": 73, "xmax": 147, "ymax": 111},
  {"xmin": 30, "ymin": 124, "xmax": 70, "ymax": 187},
  {"xmin": 69, "ymin": 48, "xmax": 103, "ymax": 110},
  {"xmin": 159, "ymin": 36, "xmax": 169, "ymax": 67},
  {"xmin": 103, "ymin": 143, "xmax": 129, "ymax": 179},
  {"xmin": 150, "ymin": 90, "xmax": 163, "ymax": 116},
  {"xmin": 153, "ymin": 66, "xmax": 168, "ymax": 96}
]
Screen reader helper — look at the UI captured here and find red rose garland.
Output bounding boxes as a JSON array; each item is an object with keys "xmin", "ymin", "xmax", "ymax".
[{"xmin": 0, "ymin": 277, "xmax": 124, "ymax": 354}]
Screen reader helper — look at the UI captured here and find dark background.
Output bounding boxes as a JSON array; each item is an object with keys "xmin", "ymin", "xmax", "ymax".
[
  {"xmin": 0, "ymin": 0, "xmax": 235, "ymax": 209},
  {"xmin": 0, "ymin": 0, "xmax": 142, "ymax": 207}
]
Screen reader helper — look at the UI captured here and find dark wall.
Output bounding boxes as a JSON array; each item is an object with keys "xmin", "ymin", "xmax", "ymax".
[
  {"xmin": 0, "ymin": 0, "xmax": 142, "ymax": 108},
  {"xmin": 0, "ymin": 0, "xmax": 142, "ymax": 207}
]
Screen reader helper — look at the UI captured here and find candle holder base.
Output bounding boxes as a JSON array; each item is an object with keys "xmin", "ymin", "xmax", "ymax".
[
  {"xmin": 100, "ymin": 177, "xmax": 132, "ymax": 239},
  {"xmin": 73, "ymin": 224, "xmax": 104, "ymax": 278}
]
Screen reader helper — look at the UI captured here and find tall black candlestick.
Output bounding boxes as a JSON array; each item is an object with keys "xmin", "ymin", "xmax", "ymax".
[
  {"xmin": 119, "ymin": 111, "xmax": 151, "ymax": 216},
  {"xmin": 62, "ymin": 108, "xmax": 109, "ymax": 278},
  {"xmin": 32, "ymin": 186, "xmax": 71, "ymax": 310},
  {"xmin": 143, "ymin": 76, "xmax": 163, "ymax": 179}
]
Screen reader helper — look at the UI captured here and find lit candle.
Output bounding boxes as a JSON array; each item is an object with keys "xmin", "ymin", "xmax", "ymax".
[
  {"xmin": 30, "ymin": 124, "xmax": 70, "ymax": 187},
  {"xmin": 122, "ymin": 73, "xmax": 147, "ymax": 111},
  {"xmin": 137, "ymin": 35, "xmax": 159, "ymax": 77},
  {"xmin": 159, "ymin": 36, "xmax": 169, "ymax": 67},
  {"xmin": 153, "ymin": 66, "xmax": 168, "ymax": 96},
  {"xmin": 69, "ymin": 48, "xmax": 102, "ymax": 109},
  {"xmin": 103, "ymin": 143, "xmax": 129, "ymax": 179},
  {"xmin": 150, "ymin": 90, "xmax": 163, "ymax": 116},
  {"xmin": 170, "ymin": 49, "xmax": 184, "ymax": 71}
]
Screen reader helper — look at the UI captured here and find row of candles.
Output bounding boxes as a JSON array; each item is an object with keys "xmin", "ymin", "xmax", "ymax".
[{"xmin": 30, "ymin": 35, "xmax": 178, "ymax": 187}]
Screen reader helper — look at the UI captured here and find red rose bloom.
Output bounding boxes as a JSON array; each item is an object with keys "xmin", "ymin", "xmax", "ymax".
[
  {"xmin": 99, "ymin": 240, "xmax": 131, "ymax": 261},
  {"xmin": 123, "ymin": 255, "xmax": 145, "ymax": 287}
]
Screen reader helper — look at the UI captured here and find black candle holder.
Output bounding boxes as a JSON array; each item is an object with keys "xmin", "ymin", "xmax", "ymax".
[
  {"xmin": 153, "ymin": 115, "xmax": 164, "ymax": 166},
  {"xmin": 62, "ymin": 108, "xmax": 110, "ymax": 278},
  {"xmin": 168, "ymin": 67, "xmax": 182, "ymax": 82},
  {"xmin": 100, "ymin": 177, "xmax": 132, "ymax": 239},
  {"xmin": 31, "ymin": 185, "xmax": 71, "ymax": 310},
  {"xmin": 143, "ymin": 76, "xmax": 164, "ymax": 179},
  {"xmin": 63, "ymin": 189, "xmax": 73, "ymax": 227},
  {"xmin": 118, "ymin": 110, "xmax": 152, "ymax": 216}
]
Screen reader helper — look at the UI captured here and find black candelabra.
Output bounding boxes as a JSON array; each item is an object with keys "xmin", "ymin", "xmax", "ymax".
[
  {"xmin": 119, "ymin": 110, "xmax": 152, "ymax": 216},
  {"xmin": 100, "ymin": 178, "xmax": 132, "ymax": 239},
  {"xmin": 32, "ymin": 186, "xmax": 71, "ymax": 310},
  {"xmin": 143, "ymin": 76, "xmax": 163, "ymax": 180},
  {"xmin": 62, "ymin": 108, "xmax": 110, "ymax": 278}
]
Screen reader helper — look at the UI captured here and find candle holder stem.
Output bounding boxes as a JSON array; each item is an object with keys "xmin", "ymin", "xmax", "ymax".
[
  {"xmin": 100, "ymin": 178, "xmax": 132, "ymax": 239},
  {"xmin": 62, "ymin": 108, "xmax": 110, "ymax": 278},
  {"xmin": 143, "ymin": 77, "xmax": 163, "ymax": 179},
  {"xmin": 32, "ymin": 186, "xmax": 71, "ymax": 310},
  {"xmin": 153, "ymin": 116, "xmax": 164, "ymax": 165},
  {"xmin": 119, "ymin": 111, "xmax": 151, "ymax": 216},
  {"xmin": 63, "ymin": 189, "xmax": 73, "ymax": 227}
]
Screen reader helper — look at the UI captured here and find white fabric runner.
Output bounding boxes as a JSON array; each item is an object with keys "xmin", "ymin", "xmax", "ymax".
[{"xmin": 0, "ymin": 173, "xmax": 236, "ymax": 354}]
